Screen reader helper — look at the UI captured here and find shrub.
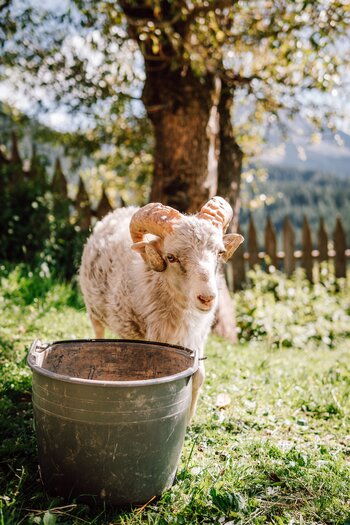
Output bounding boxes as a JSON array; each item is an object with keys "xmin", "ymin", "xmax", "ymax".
[
  {"xmin": 0, "ymin": 161, "xmax": 50, "ymax": 264},
  {"xmin": 0, "ymin": 160, "xmax": 88, "ymax": 280},
  {"xmin": 0, "ymin": 264, "xmax": 83, "ymax": 309},
  {"xmin": 236, "ymin": 265, "xmax": 350, "ymax": 349}
]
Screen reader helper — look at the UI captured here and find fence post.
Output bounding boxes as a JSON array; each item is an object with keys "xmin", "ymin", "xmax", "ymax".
[
  {"xmin": 28, "ymin": 143, "xmax": 38, "ymax": 177},
  {"xmin": 11, "ymin": 131, "xmax": 21, "ymax": 164},
  {"xmin": 52, "ymin": 158, "xmax": 70, "ymax": 218},
  {"xmin": 283, "ymin": 216, "xmax": 295, "ymax": 276},
  {"xmin": 265, "ymin": 217, "xmax": 277, "ymax": 268},
  {"xmin": 52, "ymin": 158, "xmax": 68, "ymax": 199},
  {"xmin": 302, "ymin": 216, "xmax": 313, "ymax": 281},
  {"xmin": 28, "ymin": 144, "xmax": 46, "ymax": 187},
  {"xmin": 248, "ymin": 214, "xmax": 259, "ymax": 268},
  {"xmin": 318, "ymin": 217, "xmax": 328, "ymax": 262},
  {"xmin": 0, "ymin": 144, "xmax": 9, "ymax": 166},
  {"xmin": 96, "ymin": 188, "xmax": 114, "ymax": 220},
  {"xmin": 75, "ymin": 178, "xmax": 92, "ymax": 231},
  {"xmin": 0, "ymin": 145, "xmax": 8, "ymax": 191},
  {"xmin": 334, "ymin": 217, "xmax": 346, "ymax": 278},
  {"xmin": 9, "ymin": 132, "xmax": 24, "ymax": 188},
  {"xmin": 232, "ymin": 224, "xmax": 245, "ymax": 290}
]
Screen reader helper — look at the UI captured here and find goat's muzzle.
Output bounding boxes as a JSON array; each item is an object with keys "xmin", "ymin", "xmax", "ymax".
[{"xmin": 196, "ymin": 293, "xmax": 216, "ymax": 311}]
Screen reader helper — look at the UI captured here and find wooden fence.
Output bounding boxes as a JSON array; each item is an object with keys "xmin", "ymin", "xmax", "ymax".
[
  {"xmin": 1, "ymin": 133, "xmax": 114, "ymax": 229},
  {"xmin": 2, "ymin": 134, "xmax": 349, "ymax": 287},
  {"xmin": 227, "ymin": 215, "xmax": 350, "ymax": 291}
]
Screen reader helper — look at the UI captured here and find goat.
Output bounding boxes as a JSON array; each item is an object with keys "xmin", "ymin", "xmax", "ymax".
[{"xmin": 79, "ymin": 197, "xmax": 244, "ymax": 419}]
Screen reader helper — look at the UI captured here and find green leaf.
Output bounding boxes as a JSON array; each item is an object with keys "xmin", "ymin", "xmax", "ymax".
[
  {"xmin": 43, "ymin": 511, "xmax": 57, "ymax": 525},
  {"xmin": 210, "ymin": 488, "xmax": 243, "ymax": 512}
]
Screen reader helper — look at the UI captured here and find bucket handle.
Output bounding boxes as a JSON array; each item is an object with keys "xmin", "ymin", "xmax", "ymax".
[
  {"xmin": 28, "ymin": 339, "xmax": 51, "ymax": 369},
  {"xmin": 185, "ymin": 348, "xmax": 200, "ymax": 384}
]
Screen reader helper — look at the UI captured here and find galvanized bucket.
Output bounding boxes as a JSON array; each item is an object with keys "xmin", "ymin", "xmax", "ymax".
[{"xmin": 28, "ymin": 339, "xmax": 197, "ymax": 506}]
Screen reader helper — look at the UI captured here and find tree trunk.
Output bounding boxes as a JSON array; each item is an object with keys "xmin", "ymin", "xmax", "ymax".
[
  {"xmin": 120, "ymin": 2, "xmax": 243, "ymax": 343},
  {"xmin": 142, "ymin": 65, "xmax": 213, "ymax": 213},
  {"xmin": 212, "ymin": 82, "xmax": 243, "ymax": 342},
  {"xmin": 142, "ymin": 63, "xmax": 242, "ymax": 343},
  {"xmin": 217, "ymin": 83, "xmax": 243, "ymax": 230}
]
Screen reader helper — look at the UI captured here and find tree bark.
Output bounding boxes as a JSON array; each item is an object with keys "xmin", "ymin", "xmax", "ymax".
[
  {"xmin": 142, "ymin": 65, "xmax": 213, "ymax": 213},
  {"xmin": 217, "ymin": 83, "xmax": 243, "ymax": 230},
  {"xmin": 212, "ymin": 82, "xmax": 243, "ymax": 342},
  {"xmin": 141, "ymin": 61, "xmax": 242, "ymax": 342}
]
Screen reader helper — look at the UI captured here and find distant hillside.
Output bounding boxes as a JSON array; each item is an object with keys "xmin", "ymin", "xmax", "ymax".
[
  {"xmin": 259, "ymin": 116, "xmax": 350, "ymax": 179},
  {"xmin": 239, "ymin": 166, "xmax": 350, "ymax": 248}
]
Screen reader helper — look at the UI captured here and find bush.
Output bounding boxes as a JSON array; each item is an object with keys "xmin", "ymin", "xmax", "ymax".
[
  {"xmin": 0, "ymin": 160, "xmax": 88, "ymax": 280},
  {"xmin": 0, "ymin": 264, "xmax": 83, "ymax": 309},
  {"xmin": 42, "ymin": 214, "xmax": 88, "ymax": 280},
  {"xmin": 236, "ymin": 265, "xmax": 350, "ymax": 349},
  {"xmin": 0, "ymin": 161, "xmax": 50, "ymax": 264}
]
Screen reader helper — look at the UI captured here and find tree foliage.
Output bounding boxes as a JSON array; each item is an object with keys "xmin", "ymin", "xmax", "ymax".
[
  {"xmin": 1, "ymin": 1, "xmax": 350, "ymax": 225},
  {"xmin": 1, "ymin": 0, "xmax": 349, "ymax": 131}
]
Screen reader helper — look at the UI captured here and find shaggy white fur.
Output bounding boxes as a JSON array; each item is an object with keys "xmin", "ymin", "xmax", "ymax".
[{"xmin": 79, "ymin": 205, "xmax": 242, "ymax": 419}]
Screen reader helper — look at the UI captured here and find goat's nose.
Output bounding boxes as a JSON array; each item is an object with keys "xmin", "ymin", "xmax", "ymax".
[{"xmin": 197, "ymin": 293, "xmax": 216, "ymax": 306}]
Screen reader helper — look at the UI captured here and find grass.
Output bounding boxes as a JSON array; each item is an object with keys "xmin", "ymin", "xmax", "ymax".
[{"xmin": 1, "ymin": 266, "xmax": 350, "ymax": 524}]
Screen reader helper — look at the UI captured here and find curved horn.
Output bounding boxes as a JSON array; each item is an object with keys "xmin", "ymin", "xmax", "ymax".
[
  {"xmin": 197, "ymin": 196, "xmax": 233, "ymax": 232},
  {"xmin": 130, "ymin": 202, "xmax": 183, "ymax": 243}
]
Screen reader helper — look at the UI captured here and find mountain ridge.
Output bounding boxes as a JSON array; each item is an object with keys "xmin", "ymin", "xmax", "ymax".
[{"xmin": 259, "ymin": 116, "xmax": 350, "ymax": 178}]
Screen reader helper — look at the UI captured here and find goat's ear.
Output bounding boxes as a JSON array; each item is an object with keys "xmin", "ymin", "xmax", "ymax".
[
  {"xmin": 144, "ymin": 243, "xmax": 166, "ymax": 271},
  {"xmin": 222, "ymin": 233, "xmax": 244, "ymax": 262},
  {"xmin": 131, "ymin": 241, "xmax": 147, "ymax": 254},
  {"xmin": 131, "ymin": 239, "xmax": 166, "ymax": 272}
]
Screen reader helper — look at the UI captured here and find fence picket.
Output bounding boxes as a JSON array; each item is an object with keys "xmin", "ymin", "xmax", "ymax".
[
  {"xmin": 7, "ymin": 132, "xmax": 25, "ymax": 188},
  {"xmin": 283, "ymin": 217, "xmax": 295, "ymax": 276},
  {"xmin": 28, "ymin": 144, "xmax": 37, "ymax": 176},
  {"xmin": 302, "ymin": 216, "xmax": 313, "ymax": 281},
  {"xmin": 318, "ymin": 218, "xmax": 328, "ymax": 262},
  {"xmin": 75, "ymin": 178, "xmax": 92, "ymax": 230},
  {"xmin": 96, "ymin": 189, "xmax": 114, "ymax": 219},
  {"xmin": 248, "ymin": 215, "xmax": 259, "ymax": 268},
  {"xmin": 232, "ymin": 225, "xmax": 245, "ymax": 290},
  {"xmin": 265, "ymin": 217, "xmax": 277, "ymax": 267},
  {"xmin": 52, "ymin": 158, "xmax": 68, "ymax": 199},
  {"xmin": 334, "ymin": 217, "xmax": 346, "ymax": 278},
  {"xmin": 11, "ymin": 132, "xmax": 21, "ymax": 163}
]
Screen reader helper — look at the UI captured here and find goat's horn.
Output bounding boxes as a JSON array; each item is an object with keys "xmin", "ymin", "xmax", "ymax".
[
  {"xmin": 197, "ymin": 196, "xmax": 233, "ymax": 232},
  {"xmin": 130, "ymin": 202, "xmax": 183, "ymax": 243}
]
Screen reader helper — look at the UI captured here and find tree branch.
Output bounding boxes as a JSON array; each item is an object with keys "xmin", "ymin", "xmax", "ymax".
[
  {"xmin": 218, "ymin": 70, "xmax": 262, "ymax": 88},
  {"xmin": 116, "ymin": 91, "xmax": 142, "ymax": 101},
  {"xmin": 186, "ymin": 0, "xmax": 235, "ymax": 24},
  {"xmin": 124, "ymin": 11, "xmax": 182, "ymax": 28},
  {"xmin": 119, "ymin": 1, "xmax": 182, "ymax": 28}
]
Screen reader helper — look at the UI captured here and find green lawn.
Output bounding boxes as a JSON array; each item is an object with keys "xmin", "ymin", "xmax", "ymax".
[{"xmin": 1, "ymin": 266, "xmax": 350, "ymax": 524}]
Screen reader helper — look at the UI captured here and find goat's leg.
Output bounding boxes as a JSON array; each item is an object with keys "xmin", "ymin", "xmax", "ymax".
[
  {"xmin": 188, "ymin": 362, "xmax": 205, "ymax": 424},
  {"xmin": 91, "ymin": 317, "xmax": 105, "ymax": 338}
]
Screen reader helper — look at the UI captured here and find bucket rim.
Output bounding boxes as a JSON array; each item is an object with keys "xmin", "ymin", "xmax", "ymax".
[{"xmin": 28, "ymin": 338, "xmax": 198, "ymax": 387}]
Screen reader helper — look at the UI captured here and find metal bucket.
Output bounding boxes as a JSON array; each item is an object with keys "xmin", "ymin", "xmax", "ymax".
[{"xmin": 28, "ymin": 339, "xmax": 197, "ymax": 506}]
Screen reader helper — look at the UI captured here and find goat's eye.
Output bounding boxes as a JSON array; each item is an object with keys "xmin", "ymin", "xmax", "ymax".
[
  {"xmin": 167, "ymin": 254, "xmax": 177, "ymax": 263},
  {"xmin": 218, "ymin": 250, "xmax": 226, "ymax": 257}
]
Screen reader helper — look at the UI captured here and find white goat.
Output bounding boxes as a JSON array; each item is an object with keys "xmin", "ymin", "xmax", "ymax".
[{"xmin": 79, "ymin": 197, "xmax": 243, "ymax": 419}]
